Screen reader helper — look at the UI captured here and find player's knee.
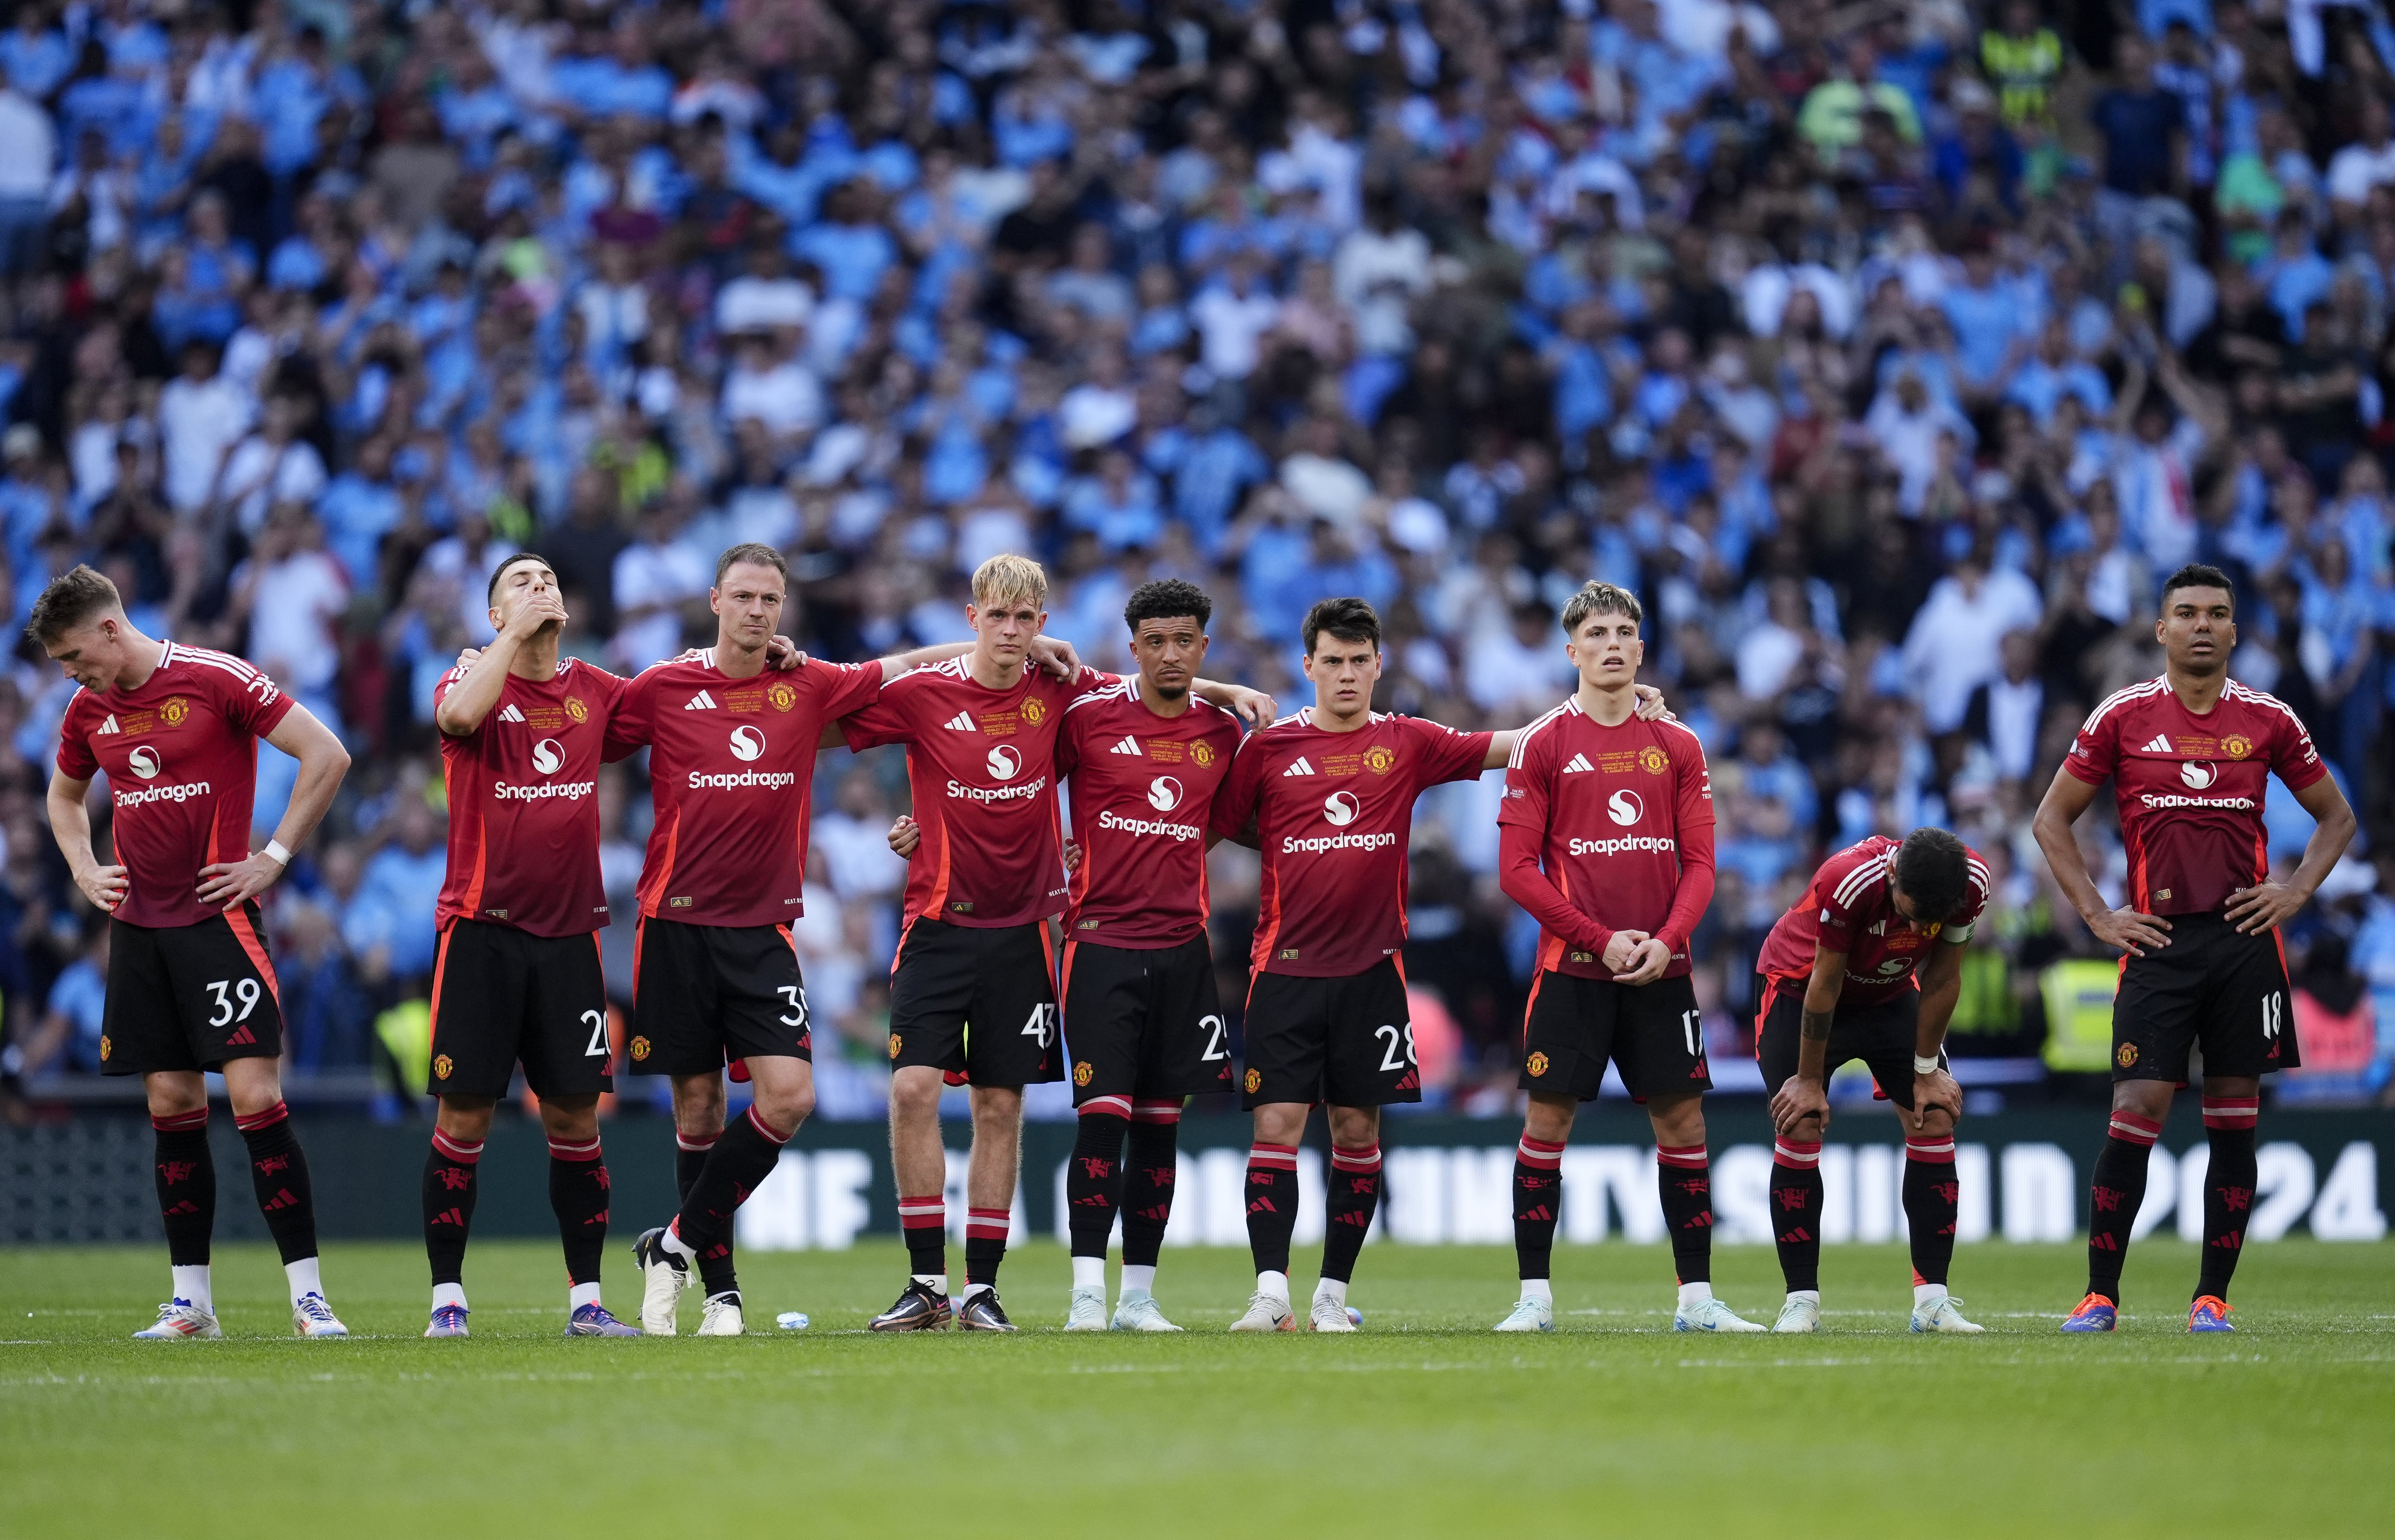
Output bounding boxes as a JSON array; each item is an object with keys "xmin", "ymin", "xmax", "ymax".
[
  {"xmin": 1523, "ymin": 1093, "xmax": 1576, "ymax": 1143},
  {"xmin": 144, "ymin": 1072, "xmax": 206, "ymax": 1120},
  {"xmin": 888, "ymin": 1066, "xmax": 943, "ymax": 1119},
  {"xmin": 762, "ymin": 1081, "xmax": 815, "ymax": 1131},
  {"xmin": 539, "ymin": 1096, "xmax": 601, "ymax": 1142},
  {"xmin": 674, "ymin": 1074, "xmax": 726, "ymax": 1132},
  {"xmin": 1325, "ymin": 1104, "xmax": 1379, "ymax": 1148},
  {"xmin": 970, "ymin": 1086, "xmax": 1023, "ymax": 1129},
  {"xmin": 1914, "ymin": 1104, "xmax": 1957, "ymax": 1138},
  {"xmin": 2110, "ymin": 1080, "xmax": 2172, "ymax": 1121},
  {"xmin": 1645, "ymin": 1092, "xmax": 1704, "ymax": 1146},
  {"xmin": 436, "ymin": 1098, "xmax": 497, "ymax": 1143}
]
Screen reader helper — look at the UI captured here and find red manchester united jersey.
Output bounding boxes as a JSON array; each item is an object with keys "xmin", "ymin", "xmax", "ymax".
[
  {"xmin": 2063, "ymin": 675, "xmax": 2325, "ymax": 915},
  {"xmin": 1056, "ymin": 677, "xmax": 1243, "ymax": 947},
  {"xmin": 55, "ymin": 641, "xmax": 297, "ymax": 928},
  {"xmin": 604, "ymin": 651, "xmax": 883, "ymax": 928},
  {"xmin": 435, "ymin": 657, "xmax": 627, "ymax": 937},
  {"xmin": 840, "ymin": 658, "xmax": 1102, "ymax": 929},
  {"xmin": 1758, "ymin": 835, "xmax": 1992, "ymax": 1006},
  {"xmin": 1213, "ymin": 709, "xmax": 1492, "ymax": 978},
  {"xmin": 1500, "ymin": 699, "xmax": 1713, "ymax": 980}
]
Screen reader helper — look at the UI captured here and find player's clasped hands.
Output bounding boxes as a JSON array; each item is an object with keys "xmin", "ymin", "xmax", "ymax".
[
  {"xmin": 2087, "ymin": 905, "xmax": 2172, "ymax": 957},
  {"xmin": 1602, "ymin": 929, "xmax": 1671, "ymax": 985}
]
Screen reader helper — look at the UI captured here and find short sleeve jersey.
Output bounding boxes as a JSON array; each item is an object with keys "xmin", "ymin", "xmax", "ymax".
[
  {"xmin": 603, "ymin": 651, "xmax": 883, "ymax": 928},
  {"xmin": 435, "ymin": 656, "xmax": 628, "ymax": 937},
  {"xmin": 2063, "ymin": 676, "xmax": 2326, "ymax": 915},
  {"xmin": 1498, "ymin": 699, "xmax": 1713, "ymax": 980},
  {"xmin": 840, "ymin": 658, "xmax": 1103, "ymax": 929},
  {"xmin": 56, "ymin": 641, "xmax": 297, "ymax": 929},
  {"xmin": 1056, "ymin": 676, "xmax": 1243, "ymax": 947},
  {"xmin": 1212, "ymin": 709, "xmax": 1493, "ymax": 978},
  {"xmin": 1757, "ymin": 835, "xmax": 1992, "ymax": 1007}
]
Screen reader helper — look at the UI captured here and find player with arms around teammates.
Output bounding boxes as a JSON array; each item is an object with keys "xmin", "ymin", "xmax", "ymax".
[
  {"xmin": 36, "ymin": 565, "xmax": 355, "ymax": 1339},
  {"xmin": 2034, "ymin": 564, "xmax": 2353, "ymax": 1334},
  {"xmin": 1758, "ymin": 827, "xmax": 1991, "ymax": 1334},
  {"xmin": 1491, "ymin": 582, "xmax": 1766, "ymax": 1334},
  {"xmin": 620, "ymin": 544, "xmax": 1039, "ymax": 1336},
  {"xmin": 422, "ymin": 553, "xmax": 642, "ymax": 1337},
  {"xmin": 892, "ymin": 577, "xmax": 1244, "ymax": 1331},
  {"xmin": 843, "ymin": 555, "xmax": 1269, "ymax": 1332}
]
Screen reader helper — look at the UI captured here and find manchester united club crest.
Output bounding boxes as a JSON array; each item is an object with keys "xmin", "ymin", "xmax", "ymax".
[
  {"xmin": 564, "ymin": 696, "xmax": 589, "ymax": 724},
  {"xmin": 99, "ymin": 1035, "xmax": 111, "ymax": 1061},
  {"xmin": 1022, "ymin": 696, "xmax": 1046, "ymax": 725},
  {"xmin": 433, "ymin": 1053, "xmax": 454, "ymax": 1080},
  {"xmin": 1640, "ymin": 746, "xmax": 1669, "ymax": 774},
  {"xmin": 1073, "ymin": 1061, "xmax": 1093, "ymax": 1086},
  {"xmin": 160, "ymin": 696, "xmax": 190, "ymax": 727},
  {"xmin": 888, "ymin": 1033, "xmax": 903, "ymax": 1060},
  {"xmin": 1244, "ymin": 1068, "xmax": 1262, "ymax": 1094},
  {"xmin": 1363, "ymin": 745, "xmax": 1397, "ymax": 775},
  {"xmin": 1526, "ymin": 1051, "xmax": 1550, "ymax": 1077},
  {"xmin": 2223, "ymin": 734, "xmax": 2253, "ymax": 760},
  {"xmin": 630, "ymin": 1036, "xmax": 651, "ymax": 1061},
  {"xmin": 2116, "ymin": 1042, "xmax": 2138, "ymax": 1070},
  {"xmin": 1192, "ymin": 741, "xmax": 1216, "ymax": 767},
  {"xmin": 767, "ymin": 681, "xmax": 798, "ymax": 712}
]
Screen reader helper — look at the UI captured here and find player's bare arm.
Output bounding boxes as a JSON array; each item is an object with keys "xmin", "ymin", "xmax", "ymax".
[
  {"xmin": 436, "ymin": 566, "xmax": 566, "ymax": 736},
  {"xmin": 45, "ymin": 772, "xmax": 126, "ymax": 912},
  {"xmin": 2223, "ymin": 773, "xmax": 2356, "ymax": 934},
  {"xmin": 196, "ymin": 703, "xmax": 351, "ymax": 908},
  {"xmin": 1769, "ymin": 946, "xmax": 1845, "ymax": 1136},
  {"xmin": 2031, "ymin": 768, "xmax": 2172, "ymax": 956},
  {"xmin": 1907, "ymin": 939, "xmax": 1966, "ymax": 1134}
]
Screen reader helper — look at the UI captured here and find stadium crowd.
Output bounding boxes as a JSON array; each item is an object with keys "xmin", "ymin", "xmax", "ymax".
[{"xmin": 0, "ymin": 0, "xmax": 2390, "ymax": 1119}]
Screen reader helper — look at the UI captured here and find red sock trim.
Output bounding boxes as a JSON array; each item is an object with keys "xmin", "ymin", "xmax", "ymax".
[
  {"xmin": 1079, "ymin": 1095, "xmax": 1133, "ymax": 1120},
  {"xmin": 964, "ymin": 1206, "xmax": 1011, "ymax": 1239},
  {"xmin": 1129, "ymin": 1098, "xmax": 1183, "ymax": 1123},
  {"xmin": 1655, "ymin": 1142, "xmax": 1708, "ymax": 1169},
  {"xmin": 1330, "ymin": 1142, "xmax": 1382, "ymax": 1173},
  {"xmin": 547, "ymin": 1136, "xmax": 602, "ymax": 1162},
  {"xmin": 675, "ymin": 1130, "xmax": 721, "ymax": 1153},
  {"xmin": 1516, "ymin": 1135, "xmax": 1566, "ymax": 1170},
  {"xmin": 430, "ymin": 1129, "xmax": 485, "ymax": 1163},
  {"xmin": 153, "ymin": 1108, "xmax": 210, "ymax": 1133},
  {"xmin": 1247, "ymin": 1143, "xmax": 1299, "ymax": 1171},
  {"xmin": 1904, "ymin": 1138, "xmax": 1957, "ymax": 1164},
  {"xmin": 2107, "ymin": 1111, "xmax": 2164, "ymax": 1145},
  {"xmin": 897, "ymin": 1196, "xmax": 945, "ymax": 1231},
  {"xmin": 2201, "ymin": 1096, "xmax": 2260, "ymax": 1129},
  {"xmin": 233, "ymin": 1101, "xmax": 289, "ymax": 1133},
  {"xmin": 743, "ymin": 1104, "xmax": 792, "ymax": 1145},
  {"xmin": 1773, "ymin": 1139, "xmax": 1822, "ymax": 1170}
]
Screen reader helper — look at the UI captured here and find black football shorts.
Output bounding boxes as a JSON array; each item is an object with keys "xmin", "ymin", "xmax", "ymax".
[
  {"xmin": 429, "ymin": 919, "xmax": 613, "ymax": 1099},
  {"xmin": 1520, "ymin": 969, "xmax": 1709, "ymax": 1101},
  {"xmin": 1240, "ymin": 958, "xmax": 1418, "ymax": 1109},
  {"xmin": 1060, "ymin": 932, "xmax": 1235, "ymax": 1104},
  {"xmin": 1754, "ymin": 977, "xmax": 1944, "ymax": 1108},
  {"xmin": 101, "ymin": 902, "xmax": 284, "ymax": 1076},
  {"xmin": 631, "ymin": 917, "xmax": 813, "ymax": 1076},
  {"xmin": 2110, "ymin": 911, "xmax": 2297, "ymax": 1082},
  {"xmin": 887, "ymin": 917, "xmax": 1062, "ymax": 1087}
]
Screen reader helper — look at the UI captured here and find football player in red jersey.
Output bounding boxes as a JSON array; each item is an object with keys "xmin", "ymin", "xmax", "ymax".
[
  {"xmin": 1758, "ymin": 829, "xmax": 1991, "ymax": 1334},
  {"xmin": 37, "ymin": 565, "xmax": 355, "ymax": 1340},
  {"xmin": 1491, "ymin": 582, "xmax": 1764, "ymax": 1334},
  {"xmin": 2034, "ymin": 564, "xmax": 2354, "ymax": 1334}
]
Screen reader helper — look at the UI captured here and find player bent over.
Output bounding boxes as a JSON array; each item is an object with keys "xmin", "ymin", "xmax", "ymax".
[
  {"xmin": 424, "ymin": 555, "xmax": 639, "ymax": 1336},
  {"xmin": 2033, "ymin": 564, "xmax": 2353, "ymax": 1333},
  {"xmin": 1760, "ymin": 829, "xmax": 1990, "ymax": 1334},
  {"xmin": 37, "ymin": 565, "xmax": 353, "ymax": 1338},
  {"xmin": 1493, "ymin": 583, "xmax": 1762, "ymax": 1334}
]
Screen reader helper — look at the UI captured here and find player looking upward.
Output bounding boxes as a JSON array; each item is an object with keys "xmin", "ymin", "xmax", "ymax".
[
  {"xmin": 37, "ymin": 564, "xmax": 354, "ymax": 1340},
  {"xmin": 423, "ymin": 554, "xmax": 640, "ymax": 1337},
  {"xmin": 1759, "ymin": 829, "xmax": 1991, "ymax": 1334},
  {"xmin": 890, "ymin": 578, "xmax": 1242, "ymax": 1331},
  {"xmin": 2033, "ymin": 564, "xmax": 2353, "ymax": 1334},
  {"xmin": 620, "ymin": 544, "xmax": 1010, "ymax": 1336},
  {"xmin": 844, "ymin": 555, "xmax": 1268, "ymax": 1332},
  {"xmin": 1491, "ymin": 582, "xmax": 1762, "ymax": 1334}
]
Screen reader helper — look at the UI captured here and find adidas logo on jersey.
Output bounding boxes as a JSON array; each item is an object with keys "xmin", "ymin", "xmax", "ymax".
[
  {"xmin": 1563, "ymin": 753, "xmax": 1594, "ymax": 773},
  {"xmin": 1109, "ymin": 736, "xmax": 1144, "ymax": 756},
  {"xmin": 2140, "ymin": 734, "xmax": 2174, "ymax": 753},
  {"xmin": 1282, "ymin": 757, "xmax": 1317, "ymax": 776},
  {"xmin": 685, "ymin": 691, "xmax": 719, "ymax": 711},
  {"xmin": 98, "ymin": 715, "xmax": 120, "ymax": 734},
  {"xmin": 497, "ymin": 704, "xmax": 526, "ymax": 724},
  {"xmin": 943, "ymin": 712, "xmax": 976, "ymax": 732}
]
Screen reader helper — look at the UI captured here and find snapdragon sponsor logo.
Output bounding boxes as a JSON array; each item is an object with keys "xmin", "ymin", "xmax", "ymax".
[
  {"xmin": 689, "ymin": 769, "xmax": 796, "ymax": 791},
  {"xmin": 1568, "ymin": 834, "xmax": 1678, "ymax": 856},
  {"xmin": 947, "ymin": 774, "xmax": 1049, "ymax": 804},
  {"xmin": 496, "ymin": 779, "xmax": 598, "ymax": 801},
  {"xmin": 1097, "ymin": 809, "xmax": 1203, "ymax": 842},
  {"xmin": 2137, "ymin": 794, "xmax": 2257, "ymax": 811},
  {"xmin": 114, "ymin": 779, "xmax": 211, "ymax": 808},
  {"xmin": 1283, "ymin": 829, "xmax": 1398, "ymax": 854}
]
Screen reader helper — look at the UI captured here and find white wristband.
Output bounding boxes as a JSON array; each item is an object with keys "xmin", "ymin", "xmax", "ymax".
[
  {"xmin": 1913, "ymin": 1054, "xmax": 1941, "ymax": 1076},
  {"xmin": 263, "ymin": 839, "xmax": 292, "ymax": 866}
]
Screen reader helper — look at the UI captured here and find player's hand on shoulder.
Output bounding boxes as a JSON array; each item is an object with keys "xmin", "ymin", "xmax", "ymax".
[
  {"xmin": 767, "ymin": 635, "xmax": 808, "ymax": 670},
  {"xmin": 1224, "ymin": 684, "xmax": 1276, "ymax": 729},
  {"xmin": 1631, "ymin": 683, "xmax": 1669, "ymax": 721},
  {"xmin": 197, "ymin": 851, "xmax": 286, "ymax": 908},
  {"xmin": 1026, "ymin": 634, "xmax": 1082, "ymax": 681},
  {"xmin": 1769, "ymin": 1074, "xmax": 1830, "ymax": 1138},
  {"xmin": 887, "ymin": 815, "xmax": 920, "ymax": 858},
  {"xmin": 1612, "ymin": 936, "xmax": 1673, "ymax": 985},
  {"xmin": 74, "ymin": 862, "xmax": 128, "ymax": 912},
  {"xmin": 2224, "ymin": 880, "xmax": 2304, "ymax": 935},
  {"xmin": 2088, "ymin": 905, "xmax": 2172, "ymax": 957}
]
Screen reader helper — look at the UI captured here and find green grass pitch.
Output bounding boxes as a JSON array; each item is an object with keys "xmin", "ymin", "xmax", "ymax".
[{"xmin": 4, "ymin": 1239, "xmax": 2390, "ymax": 1537}]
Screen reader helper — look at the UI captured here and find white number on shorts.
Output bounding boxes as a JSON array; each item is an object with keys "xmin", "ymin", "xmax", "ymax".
[
  {"xmin": 1374, "ymin": 1023, "xmax": 1415, "ymax": 1074},
  {"xmin": 2261, "ymin": 993, "xmax": 2282, "ymax": 1040},
  {"xmin": 778, "ymin": 985, "xmax": 808, "ymax": 1029},
  {"xmin": 1681, "ymin": 1009, "xmax": 1702, "ymax": 1058},
  {"xmin": 583, "ymin": 1009, "xmax": 608, "ymax": 1057},
  {"xmin": 205, "ymin": 978, "xmax": 261, "ymax": 1028},
  {"xmin": 1199, "ymin": 1013, "xmax": 1228, "ymax": 1061},
  {"xmin": 1022, "ymin": 1003, "xmax": 1056, "ymax": 1049}
]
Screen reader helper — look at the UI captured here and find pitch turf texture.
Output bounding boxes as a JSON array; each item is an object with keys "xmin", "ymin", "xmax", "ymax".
[{"xmin": 5, "ymin": 1241, "xmax": 2389, "ymax": 1537}]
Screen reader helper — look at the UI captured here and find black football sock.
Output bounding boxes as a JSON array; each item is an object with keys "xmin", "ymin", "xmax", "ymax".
[
  {"xmin": 1245, "ymin": 1142, "xmax": 1299, "ymax": 1277},
  {"xmin": 547, "ymin": 1134, "xmax": 611, "ymax": 1286},
  {"xmin": 1903, "ymin": 1133, "xmax": 1960, "ymax": 1288},
  {"xmin": 1320, "ymin": 1142, "xmax": 1382, "ymax": 1285},
  {"xmin": 675, "ymin": 1128, "xmax": 738, "ymax": 1296},
  {"xmin": 1067, "ymin": 1104, "xmax": 1131, "ymax": 1261},
  {"xmin": 899, "ymin": 1194, "xmax": 946, "ymax": 1282},
  {"xmin": 152, "ymin": 1109, "xmax": 216, "ymax": 1267},
  {"xmin": 1771, "ymin": 1138, "xmax": 1824, "ymax": 1293},
  {"xmin": 1656, "ymin": 1141, "xmax": 1713, "ymax": 1285},
  {"xmin": 963, "ymin": 1208, "xmax": 1010, "ymax": 1289},
  {"xmin": 674, "ymin": 1106, "xmax": 787, "ymax": 1275},
  {"xmin": 1121, "ymin": 1104, "xmax": 1182, "ymax": 1269},
  {"xmin": 423, "ymin": 1126, "xmax": 482, "ymax": 1286},
  {"xmin": 2086, "ymin": 1109, "xmax": 2160, "ymax": 1303},
  {"xmin": 234, "ymin": 1101, "xmax": 317, "ymax": 1265},
  {"xmin": 2197, "ymin": 1097, "xmax": 2260, "ymax": 1301},
  {"xmin": 1513, "ymin": 1134, "xmax": 1566, "ymax": 1282}
]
